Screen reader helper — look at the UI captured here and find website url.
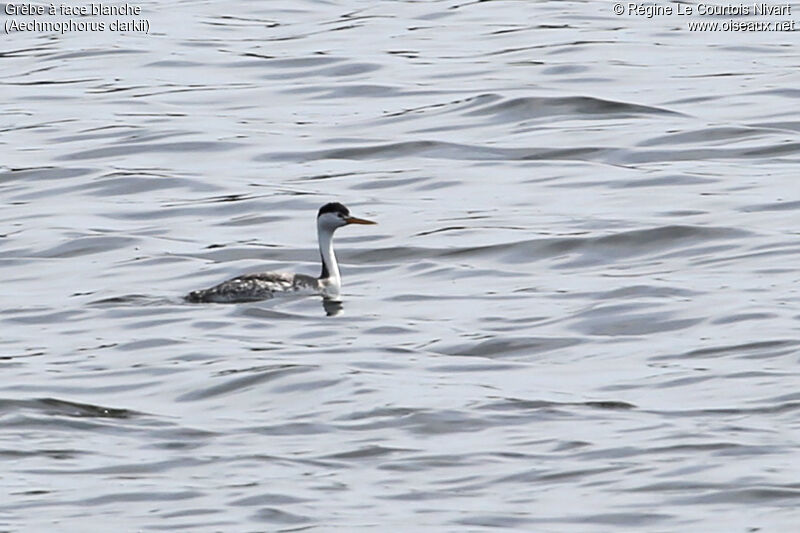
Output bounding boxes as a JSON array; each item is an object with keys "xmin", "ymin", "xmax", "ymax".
[{"xmin": 687, "ymin": 19, "xmax": 797, "ymax": 31}]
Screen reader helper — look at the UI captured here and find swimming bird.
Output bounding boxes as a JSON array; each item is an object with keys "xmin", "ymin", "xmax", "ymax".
[{"xmin": 186, "ymin": 202, "xmax": 376, "ymax": 303}]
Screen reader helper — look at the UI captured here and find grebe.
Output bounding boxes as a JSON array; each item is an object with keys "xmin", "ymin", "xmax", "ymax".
[{"xmin": 186, "ymin": 202, "xmax": 376, "ymax": 303}]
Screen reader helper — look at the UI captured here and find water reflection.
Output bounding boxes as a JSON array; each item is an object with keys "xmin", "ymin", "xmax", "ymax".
[{"xmin": 322, "ymin": 298, "xmax": 343, "ymax": 317}]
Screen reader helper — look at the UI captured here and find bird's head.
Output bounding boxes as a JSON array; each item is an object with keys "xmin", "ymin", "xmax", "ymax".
[{"xmin": 317, "ymin": 202, "xmax": 376, "ymax": 231}]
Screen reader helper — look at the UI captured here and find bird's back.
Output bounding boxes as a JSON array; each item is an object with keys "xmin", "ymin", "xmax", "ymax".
[{"xmin": 186, "ymin": 271, "xmax": 319, "ymax": 303}]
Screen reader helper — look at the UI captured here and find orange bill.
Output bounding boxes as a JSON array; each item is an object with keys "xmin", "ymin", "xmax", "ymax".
[{"xmin": 345, "ymin": 216, "xmax": 377, "ymax": 225}]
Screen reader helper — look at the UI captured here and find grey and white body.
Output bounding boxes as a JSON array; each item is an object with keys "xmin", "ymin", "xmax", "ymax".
[{"xmin": 186, "ymin": 203, "xmax": 375, "ymax": 304}]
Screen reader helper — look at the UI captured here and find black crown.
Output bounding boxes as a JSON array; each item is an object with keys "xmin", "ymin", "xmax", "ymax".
[{"xmin": 318, "ymin": 202, "xmax": 350, "ymax": 218}]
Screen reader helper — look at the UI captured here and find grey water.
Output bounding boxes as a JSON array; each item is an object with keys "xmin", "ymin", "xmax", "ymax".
[{"xmin": 3, "ymin": 1, "xmax": 800, "ymax": 531}]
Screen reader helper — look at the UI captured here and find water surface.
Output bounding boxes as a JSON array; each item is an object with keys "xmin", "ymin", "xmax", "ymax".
[{"xmin": 3, "ymin": 1, "xmax": 800, "ymax": 531}]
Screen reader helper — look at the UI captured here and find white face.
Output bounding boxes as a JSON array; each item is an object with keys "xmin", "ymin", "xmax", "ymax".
[{"xmin": 317, "ymin": 211, "xmax": 348, "ymax": 231}]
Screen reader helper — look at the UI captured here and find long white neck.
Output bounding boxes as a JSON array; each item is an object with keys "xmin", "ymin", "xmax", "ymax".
[{"xmin": 318, "ymin": 224, "xmax": 341, "ymax": 291}]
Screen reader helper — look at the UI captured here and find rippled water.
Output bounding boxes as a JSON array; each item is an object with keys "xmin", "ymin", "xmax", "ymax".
[{"xmin": 3, "ymin": 1, "xmax": 800, "ymax": 530}]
